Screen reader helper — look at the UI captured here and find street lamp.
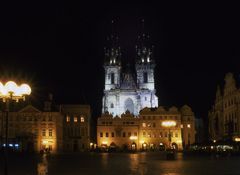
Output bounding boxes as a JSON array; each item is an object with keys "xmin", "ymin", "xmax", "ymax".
[
  {"xmin": 161, "ymin": 120, "xmax": 176, "ymax": 149},
  {"xmin": 0, "ymin": 81, "xmax": 31, "ymax": 175}
]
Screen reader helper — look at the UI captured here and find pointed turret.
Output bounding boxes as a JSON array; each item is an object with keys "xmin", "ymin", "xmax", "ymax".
[
  {"xmin": 104, "ymin": 20, "xmax": 121, "ymax": 66},
  {"xmin": 135, "ymin": 19, "xmax": 154, "ymax": 64},
  {"xmin": 135, "ymin": 19, "xmax": 156, "ymax": 91}
]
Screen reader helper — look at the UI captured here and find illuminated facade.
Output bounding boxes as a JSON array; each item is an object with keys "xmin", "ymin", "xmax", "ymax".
[
  {"xmin": 97, "ymin": 106, "xmax": 196, "ymax": 150},
  {"xmin": 0, "ymin": 100, "xmax": 91, "ymax": 153},
  {"xmin": 0, "ymin": 105, "xmax": 63, "ymax": 153},
  {"xmin": 60, "ymin": 105, "xmax": 91, "ymax": 152},
  {"xmin": 102, "ymin": 31, "xmax": 158, "ymax": 116},
  {"xmin": 209, "ymin": 72, "xmax": 240, "ymax": 141}
]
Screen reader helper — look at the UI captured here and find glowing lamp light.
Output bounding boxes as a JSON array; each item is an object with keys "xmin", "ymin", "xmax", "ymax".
[
  {"xmin": 235, "ymin": 138, "xmax": 240, "ymax": 142},
  {"xmin": 102, "ymin": 141, "xmax": 108, "ymax": 145},
  {"xmin": 161, "ymin": 121, "xmax": 176, "ymax": 127},
  {"xmin": 42, "ymin": 140, "xmax": 48, "ymax": 144},
  {"xmin": 129, "ymin": 136, "xmax": 138, "ymax": 140},
  {"xmin": 5, "ymin": 81, "xmax": 17, "ymax": 93},
  {"xmin": 140, "ymin": 140, "xmax": 145, "ymax": 144},
  {"xmin": 160, "ymin": 143, "xmax": 163, "ymax": 146},
  {"xmin": 0, "ymin": 82, "xmax": 7, "ymax": 96},
  {"xmin": 90, "ymin": 143, "xmax": 93, "ymax": 146},
  {"xmin": 19, "ymin": 84, "xmax": 31, "ymax": 95}
]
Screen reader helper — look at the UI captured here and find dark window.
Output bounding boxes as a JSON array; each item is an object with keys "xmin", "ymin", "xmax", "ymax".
[
  {"xmin": 143, "ymin": 72, "xmax": 148, "ymax": 83},
  {"xmin": 111, "ymin": 73, "xmax": 115, "ymax": 84},
  {"xmin": 100, "ymin": 132, "xmax": 103, "ymax": 137},
  {"xmin": 122, "ymin": 132, "xmax": 126, "ymax": 137},
  {"xmin": 111, "ymin": 103, "xmax": 114, "ymax": 108},
  {"xmin": 106, "ymin": 132, "xmax": 109, "ymax": 137},
  {"xmin": 111, "ymin": 132, "xmax": 114, "ymax": 137}
]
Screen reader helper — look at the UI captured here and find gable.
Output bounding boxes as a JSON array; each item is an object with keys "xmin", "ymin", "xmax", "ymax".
[{"xmin": 18, "ymin": 105, "xmax": 41, "ymax": 113}]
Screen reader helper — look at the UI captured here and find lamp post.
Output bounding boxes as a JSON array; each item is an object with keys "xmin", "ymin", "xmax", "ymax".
[
  {"xmin": 0, "ymin": 81, "xmax": 31, "ymax": 175},
  {"xmin": 161, "ymin": 120, "xmax": 176, "ymax": 149}
]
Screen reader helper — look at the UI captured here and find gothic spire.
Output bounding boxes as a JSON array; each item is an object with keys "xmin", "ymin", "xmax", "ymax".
[
  {"xmin": 136, "ymin": 19, "xmax": 154, "ymax": 64},
  {"xmin": 104, "ymin": 20, "xmax": 121, "ymax": 66}
]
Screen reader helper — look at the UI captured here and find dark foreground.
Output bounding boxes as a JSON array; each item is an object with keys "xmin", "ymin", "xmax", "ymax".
[{"xmin": 0, "ymin": 152, "xmax": 240, "ymax": 175}]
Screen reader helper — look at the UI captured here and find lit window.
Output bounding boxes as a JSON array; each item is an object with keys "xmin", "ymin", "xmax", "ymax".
[
  {"xmin": 81, "ymin": 116, "xmax": 85, "ymax": 122},
  {"xmin": 49, "ymin": 129, "xmax": 53, "ymax": 136},
  {"xmin": 142, "ymin": 123, "xmax": 146, "ymax": 127},
  {"xmin": 181, "ymin": 124, "xmax": 183, "ymax": 128},
  {"xmin": 187, "ymin": 124, "xmax": 191, "ymax": 128},
  {"xmin": 42, "ymin": 129, "xmax": 46, "ymax": 136},
  {"xmin": 66, "ymin": 116, "xmax": 70, "ymax": 122},
  {"xmin": 74, "ymin": 116, "xmax": 78, "ymax": 123}
]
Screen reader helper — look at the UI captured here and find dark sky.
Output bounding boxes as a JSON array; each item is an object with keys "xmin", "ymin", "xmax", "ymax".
[{"xmin": 0, "ymin": 2, "xmax": 240, "ymax": 121}]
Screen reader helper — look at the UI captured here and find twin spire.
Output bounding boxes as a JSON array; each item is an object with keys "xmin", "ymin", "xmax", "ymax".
[{"xmin": 104, "ymin": 19, "xmax": 154, "ymax": 66}]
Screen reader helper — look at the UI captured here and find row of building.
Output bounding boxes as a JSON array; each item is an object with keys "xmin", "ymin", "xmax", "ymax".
[
  {"xmin": 0, "ymin": 28, "xmax": 198, "ymax": 153},
  {"xmin": 2, "ymin": 27, "xmax": 239, "ymax": 153},
  {"xmin": 0, "ymin": 100, "xmax": 91, "ymax": 153}
]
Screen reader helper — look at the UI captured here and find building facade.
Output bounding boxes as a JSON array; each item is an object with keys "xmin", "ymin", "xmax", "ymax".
[
  {"xmin": 0, "ymin": 105, "xmax": 63, "ymax": 153},
  {"xmin": 60, "ymin": 105, "xmax": 91, "ymax": 152},
  {"xmin": 209, "ymin": 72, "xmax": 240, "ymax": 141},
  {"xmin": 0, "ymin": 99, "xmax": 91, "ymax": 153},
  {"xmin": 102, "ymin": 31, "xmax": 158, "ymax": 116},
  {"xmin": 97, "ymin": 105, "xmax": 196, "ymax": 151}
]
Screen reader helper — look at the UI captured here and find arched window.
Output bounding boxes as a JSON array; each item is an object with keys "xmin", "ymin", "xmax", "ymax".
[
  {"xmin": 143, "ymin": 72, "xmax": 148, "ymax": 83},
  {"xmin": 110, "ymin": 103, "xmax": 114, "ymax": 108},
  {"xmin": 111, "ymin": 73, "xmax": 115, "ymax": 84}
]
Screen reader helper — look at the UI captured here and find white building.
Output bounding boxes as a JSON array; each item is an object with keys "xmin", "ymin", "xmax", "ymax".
[{"xmin": 102, "ymin": 32, "xmax": 158, "ymax": 117}]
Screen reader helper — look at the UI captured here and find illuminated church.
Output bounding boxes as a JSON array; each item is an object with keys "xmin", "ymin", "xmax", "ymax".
[{"xmin": 102, "ymin": 28, "xmax": 158, "ymax": 116}]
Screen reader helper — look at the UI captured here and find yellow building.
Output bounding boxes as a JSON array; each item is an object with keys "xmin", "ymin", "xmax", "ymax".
[
  {"xmin": 209, "ymin": 72, "xmax": 240, "ymax": 141},
  {"xmin": 0, "ymin": 105, "xmax": 63, "ymax": 153},
  {"xmin": 60, "ymin": 105, "xmax": 91, "ymax": 151},
  {"xmin": 97, "ymin": 111, "xmax": 139, "ymax": 151},
  {"xmin": 97, "ymin": 105, "xmax": 196, "ymax": 151}
]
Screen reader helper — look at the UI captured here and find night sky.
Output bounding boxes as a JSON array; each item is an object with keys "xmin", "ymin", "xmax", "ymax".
[{"xmin": 0, "ymin": 2, "xmax": 240, "ymax": 122}]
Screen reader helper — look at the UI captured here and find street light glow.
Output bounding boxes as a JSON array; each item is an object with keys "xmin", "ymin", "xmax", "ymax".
[
  {"xmin": 129, "ymin": 136, "xmax": 138, "ymax": 140},
  {"xmin": 0, "ymin": 81, "xmax": 31, "ymax": 100},
  {"xmin": 161, "ymin": 120, "xmax": 176, "ymax": 127}
]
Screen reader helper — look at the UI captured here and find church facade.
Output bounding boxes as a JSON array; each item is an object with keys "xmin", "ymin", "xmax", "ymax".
[{"xmin": 102, "ymin": 32, "xmax": 158, "ymax": 117}]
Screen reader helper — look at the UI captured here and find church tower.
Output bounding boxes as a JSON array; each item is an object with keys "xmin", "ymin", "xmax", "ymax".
[
  {"xmin": 135, "ymin": 20, "xmax": 155, "ymax": 90},
  {"xmin": 135, "ymin": 20, "xmax": 158, "ymax": 108},
  {"xmin": 103, "ymin": 21, "xmax": 121, "ymax": 91}
]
